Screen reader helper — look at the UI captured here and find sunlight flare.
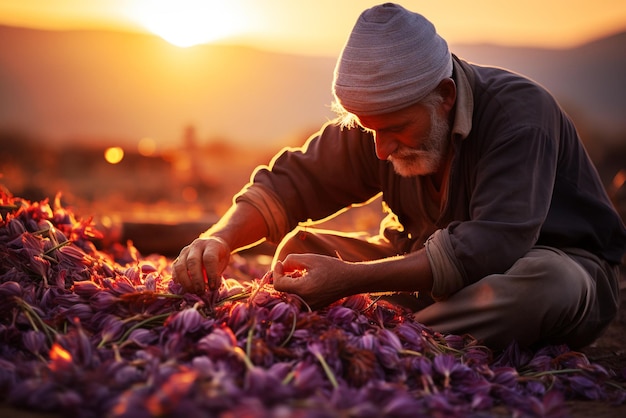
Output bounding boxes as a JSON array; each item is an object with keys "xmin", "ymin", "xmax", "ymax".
[{"xmin": 129, "ymin": 0, "xmax": 248, "ymax": 47}]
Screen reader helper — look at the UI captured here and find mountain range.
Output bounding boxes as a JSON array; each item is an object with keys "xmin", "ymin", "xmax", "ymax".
[{"xmin": 0, "ymin": 25, "xmax": 624, "ymax": 150}]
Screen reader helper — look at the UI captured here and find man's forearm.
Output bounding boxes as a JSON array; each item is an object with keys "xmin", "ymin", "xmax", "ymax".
[
  {"xmin": 200, "ymin": 201, "xmax": 269, "ymax": 254},
  {"xmin": 351, "ymin": 249, "xmax": 434, "ymax": 294}
]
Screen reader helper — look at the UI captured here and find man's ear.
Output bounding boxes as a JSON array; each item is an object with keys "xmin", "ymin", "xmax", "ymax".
[{"xmin": 437, "ymin": 78, "xmax": 456, "ymax": 113}]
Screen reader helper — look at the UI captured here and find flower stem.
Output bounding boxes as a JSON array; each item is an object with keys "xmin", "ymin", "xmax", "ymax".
[
  {"xmin": 43, "ymin": 240, "xmax": 71, "ymax": 256},
  {"xmin": 520, "ymin": 368, "xmax": 583, "ymax": 379},
  {"xmin": 114, "ymin": 312, "xmax": 171, "ymax": 345},
  {"xmin": 399, "ymin": 349, "xmax": 424, "ymax": 357},
  {"xmin": 279, "ymin": 313, "xmax": 297, "ymax": 348},
  {"xmin": 15, "ymin": 298, "xmax": 56, "ymax": 344},
  {"xmin": 234, "ymin": 346, "xmax": 255, "ymax": 370},
  {"xmin": 313, "ymin": 352, "xmax": 339, "ymax": 389},
  {"xmin": 246, "ymin": 318, "xmax": 255, "ymax": 359}
]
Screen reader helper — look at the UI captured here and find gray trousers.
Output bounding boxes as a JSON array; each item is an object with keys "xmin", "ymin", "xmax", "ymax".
[{"xmin": 273, "ymin": 227, "xmax": 621, "ymax": 350}]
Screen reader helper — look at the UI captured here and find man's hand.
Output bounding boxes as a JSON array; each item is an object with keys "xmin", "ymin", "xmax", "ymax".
[
  {"xmin": 273, "ymin": 253, "xmax": 352, "ymax": 309},
  {"xmin": 172, "ymin": 236, "xmax": 230, "ymax": 294}
]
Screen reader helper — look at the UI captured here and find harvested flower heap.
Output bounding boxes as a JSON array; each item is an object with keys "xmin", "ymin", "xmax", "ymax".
[{"xmin": 0, "ymin": 186, "xmax": 624, "ymax": 417}]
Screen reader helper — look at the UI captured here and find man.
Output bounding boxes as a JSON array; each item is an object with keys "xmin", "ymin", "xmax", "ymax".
[{"xmin": 172, "ymin": 3, "xmax": 626, "ymax": 349}]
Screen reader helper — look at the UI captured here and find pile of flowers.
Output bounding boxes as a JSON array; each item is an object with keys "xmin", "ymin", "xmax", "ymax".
[{"xmin": 0, "ymin": 186, "xmax": 624, "ymax": 418}]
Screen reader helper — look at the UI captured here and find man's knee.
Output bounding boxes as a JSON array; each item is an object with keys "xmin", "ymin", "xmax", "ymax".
[
  {"xmin": 505, "ymin": 247, "xmax": 592, "ymax": 300},
  {"xmin": 500, "ymin": 247, "xmax": 596, "ymax": 345}
]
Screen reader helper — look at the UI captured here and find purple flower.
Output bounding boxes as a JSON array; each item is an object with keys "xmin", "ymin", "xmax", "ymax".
[
  {"xmin": 111, "ymin": 363, "xmax": 145, "ymax": 387},
  {"xmin": 325, "ymin": 306, "xmax": 356, "ymax": 327},
  {"xmin": 0, "ymin": 280, "xmax": 23, "ymax": 298},
  {"xmin": 357, "ymin": 333, "xmax": 378, "ymax": 351},
  {"xmin": 0, "ymin": 359, "xmax": 17, "ymax": 390},
  {"xmin": 394, "ymin": 322, "xmax": 426, "ymax": 352},
  {"xmin": 290, "ymin": 361, "xmax": 325, "ymax": 395},
  {"xmin": 143, "ymin": 273, "xmax": 158, "ymax": 292},
  {"xmin": 491, "ymin": 367, "xmax": 519, "ymax": 387},
  {"xmin": 7, "ymin": 217, "xmax": 26, "ymax": 237},
  {"xmin": 226, "ymin": 302, "xmax": 250, "ymax": 332},
  {"xmin": 462, "ymin": 346, "xmax": 492, "ymax": 368},
  {"xmin": 90, "ymin": 290, "xmax": 120, "ymax": 311},
  {"xmin": 268, "ymin": 301, "xmax": 295, "ymax": 322},
  {"xmin": 124, "ymin": 328, "xmax": 158, "ymax": 348},
  {"xmin": 528, "ymin": 390, "xmax": 569, "ymax": 418},
  {"xmin": 123, "ymin": 266, "xmax": 141, "ymax": 285},
  {"xmin": 379, "ymin": 386, "xmax": 424, "ymax": 417},
  {"xmin": 433, "ymin": 354, "xmax": 474, "ymax": 389},
  {"xmin": 29, "ymin": 255, "xmax": 50, "ymax": 283},
  {"xmin": 443, "ymin": 334, "xmax": 466, "ymax": 350},
  {"xmin": 566, "ymin": 374, "xmax": 606, "ymax": 400},
  {"xmin": 493, "ymin": 341, "xmax": 533, "ymax": 369},
  {"xmin": 244, "ymin": 366, "xmax": 293, "ymax": 401},
  {"xmin": 525, "ymin": 379, "xmax": 547, "ymax": 397},
  {"xmin": 71, "ymin": 280, "xmax": 101, "ymax": 298},
  {"xmin": 55, "ymin": 319, "xmax": 95, "ymax": 368},
  {"xmin": 470, "ymin": 392, "xmax": 494, "ymax": 411},
  {"xmin": 377, "ymin": 328, "xmax": 403, "ymax": 352},
  {"xmin": 140, "ymin": 262, "xmax": 158, "ymax": 274},
  {"xmin": 266, "ymin": 321, "xmax": 288, "ymax": 346},
  {"xmin": 63, "ymin": 303, "xmax": 93, "ymax": 323},
  {"xmin": 22, "ymin": 330, "xmax": 48, "ymax": 356},
  {"xmin": 165, "ymin": 307, "xmax": 204, "ymax": 334},
  {"xmin": 197, "ymin": 327, "xmax": 237, "ymax": 357},
  {"xmin": 98, "ymin": 316, "xmax": 126, "ymax": 346},
  {"xmin": 57, "ymin": 244, "xmax": 88, "ymax": 264},
  {"xmin": 340, "ymin": 294, "xmax": 371, "ymax": 311}
]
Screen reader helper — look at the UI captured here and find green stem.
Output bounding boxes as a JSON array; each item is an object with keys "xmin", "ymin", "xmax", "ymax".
[
  {"xmin": 399, "ymin": 349, "xmax": 424, "ymax": 357},
  {"xmin": 520, "ymin": 368, "xmax": 584, "ymax": 379},
  {"xmin": 313, "ymin": 352, "xmax": 339, "ymax": 389},
  {"xmin": 246, "ymin": 318, "xmax": 255, "ymax": 359},
  {"xmin": 15, "ymin": 298, "xmax": 56, "ymax": 343},
  {"xmin": 282, "ymin": 369, "xmax": 296, "ymax": 385},
  {"xmin": 234, "ymin": 346, "xmax": 255, "ymax": 370},
  {"xmin": 43, "ymin": 240, "xmax": 71, "ymax": 256},
  {"xmin": 114, "ymin": 312, "xmax": 172, "ymax": 345},
  {"xmin": 216, "ymin": 291, "xmax": 252, "ymax": 307},
  {"xmin": 279, "ymin": 313, "xmax": 297, "ymax": 348}
]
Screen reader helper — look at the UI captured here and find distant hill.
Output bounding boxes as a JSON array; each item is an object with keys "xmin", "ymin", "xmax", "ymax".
[
  {"xmin": 0, "ymin": 25, "xmax": 624, "ymax": 150},
  {"xmin": 0, "ymin": 25, "xmax": 338, "ymax": 149},
  {"xmin": 452, "ymin": 31, "xmax": 626, "ymax": 138}
]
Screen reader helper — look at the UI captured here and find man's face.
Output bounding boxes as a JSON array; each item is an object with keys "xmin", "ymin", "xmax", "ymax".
[{"xmin": 358, "ymin": 100, "xmax": 451, "ymax": 177}]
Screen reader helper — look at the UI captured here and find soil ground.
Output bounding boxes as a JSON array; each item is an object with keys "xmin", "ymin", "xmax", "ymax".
[{"xmin": 568, "ymin": 275, "xmax": 626, "ymax": 417}]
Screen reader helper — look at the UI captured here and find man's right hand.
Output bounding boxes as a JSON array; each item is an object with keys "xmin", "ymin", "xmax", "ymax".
[{"xmin": 171, "ymin": 236, "xmax": 231, "ymax": 294}]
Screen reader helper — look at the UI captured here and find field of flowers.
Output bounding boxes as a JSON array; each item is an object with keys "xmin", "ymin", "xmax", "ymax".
[{"xmin": 1, "ymin": 185, "xmax": 625, "ymax": 418}]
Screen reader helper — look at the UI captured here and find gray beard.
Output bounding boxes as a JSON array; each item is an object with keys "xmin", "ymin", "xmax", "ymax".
[{"xmin": 388, "ymin": 110, "xmax": 450, "ymax": 177}]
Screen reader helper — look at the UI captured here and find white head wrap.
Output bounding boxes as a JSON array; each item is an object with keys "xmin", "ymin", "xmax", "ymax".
[{"xmin": 333, "ymin": 3, "xmax": 453, "ymax": 116}]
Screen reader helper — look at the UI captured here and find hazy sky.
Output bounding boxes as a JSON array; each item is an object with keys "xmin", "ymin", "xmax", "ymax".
[{"xmin": 1, "ymin": 0, "xmax": 625, "ymax": 54}]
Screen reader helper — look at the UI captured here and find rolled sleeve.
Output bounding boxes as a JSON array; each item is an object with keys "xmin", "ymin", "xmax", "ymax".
[
  {"xmin": 234, "ymin": 183, "xmax": 291, "ymax": 244},
  {"xmin": 425, "ymin": 228, "xmax": 465, "ymax": 300}
]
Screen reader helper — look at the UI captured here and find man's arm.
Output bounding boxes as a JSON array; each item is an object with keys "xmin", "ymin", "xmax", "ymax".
[
  {"xmin": 172, "ymin": 201, "xmax": 268, "ymax": 293},
  {"xmin": 273, "ymin": 249, "xmax": 434, "ymax": 309}
]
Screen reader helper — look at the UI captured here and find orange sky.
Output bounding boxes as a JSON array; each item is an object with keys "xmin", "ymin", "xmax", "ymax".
[{"xmin": 0, "ymin": 0, "xmax": 625, "ymax": 54}]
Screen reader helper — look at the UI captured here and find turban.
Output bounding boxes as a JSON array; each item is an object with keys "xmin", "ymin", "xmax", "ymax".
[{"xmin": 333, "ymin": 3, "xmax": 452, "ymax": 116}]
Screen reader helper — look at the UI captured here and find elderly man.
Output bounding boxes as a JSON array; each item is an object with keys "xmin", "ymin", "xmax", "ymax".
[{"xmin": 173, "ymin": 3, "xmax": 626, "ymax": 349}]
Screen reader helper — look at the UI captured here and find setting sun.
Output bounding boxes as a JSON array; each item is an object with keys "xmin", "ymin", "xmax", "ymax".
[{"xmin": 129, "ymin": 0, "xmax": 248, "ymax": 48}]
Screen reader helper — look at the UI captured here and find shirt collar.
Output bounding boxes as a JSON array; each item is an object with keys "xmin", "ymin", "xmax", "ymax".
[{"xmin": 450, "ymin": 56, "xmax": 473, "ymax": 140}]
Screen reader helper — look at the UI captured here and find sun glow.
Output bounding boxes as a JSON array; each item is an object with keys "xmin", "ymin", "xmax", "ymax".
[{"xmin": 129, "ymin": 0, "xmax": 248, "ymax": 48}]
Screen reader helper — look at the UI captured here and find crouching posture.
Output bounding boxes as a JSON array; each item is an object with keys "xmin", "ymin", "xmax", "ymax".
[{"xmin": 173, "ymin": 3, "xmax": 626, "ymax": 349}]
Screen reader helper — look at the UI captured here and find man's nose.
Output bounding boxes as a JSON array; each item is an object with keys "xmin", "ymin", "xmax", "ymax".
[{"xmin": 374, "ymin": 134, "xmax": 397, "ymax": 160}]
